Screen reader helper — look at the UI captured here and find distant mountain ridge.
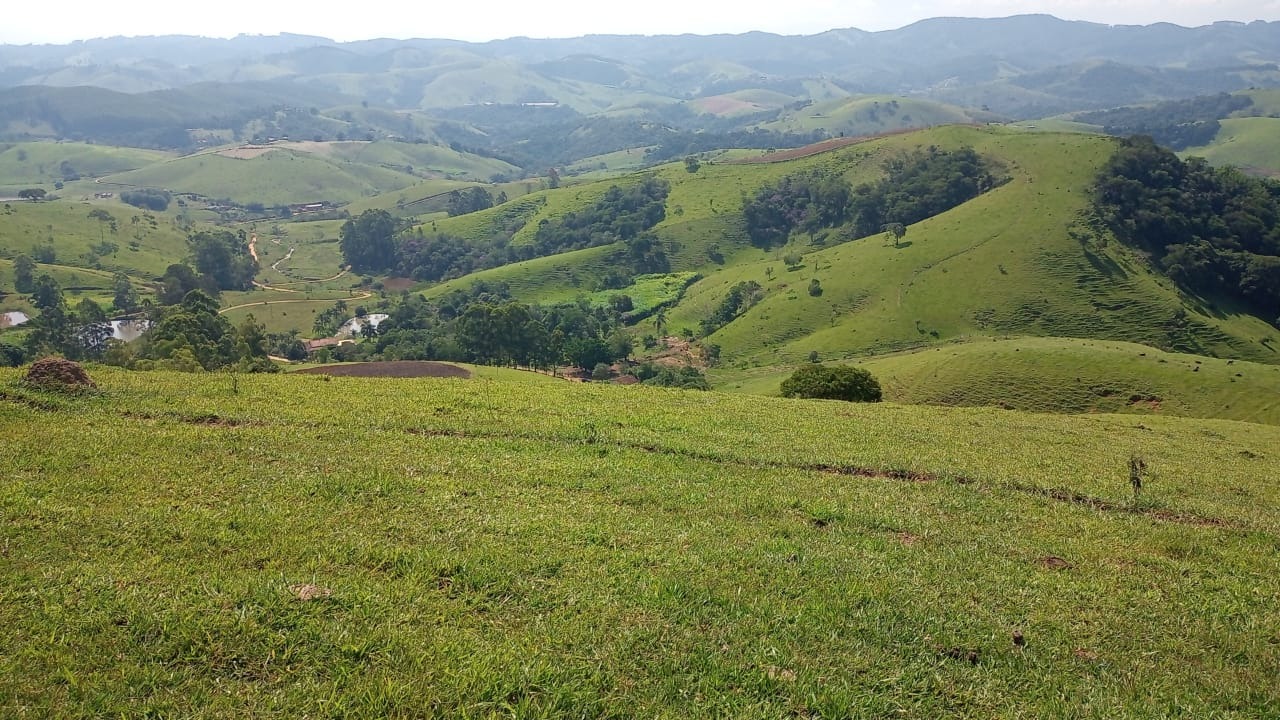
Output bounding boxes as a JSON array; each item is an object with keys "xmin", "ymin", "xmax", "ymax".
[{"xmin": 1, "ymin": 15, "xmax": 1276, "ymax": 115}]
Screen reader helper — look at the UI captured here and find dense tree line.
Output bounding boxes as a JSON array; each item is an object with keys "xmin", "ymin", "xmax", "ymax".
[
  {"xmin": 363, "ymin": 283, "xmax": 633, "ymax": 370},
  {"xmin": 188, "ymin": 229, "xmax": 257, "ymax": 291},
  {"xmin": 849, "ymin": 146, "xmax": 1004, "ymax": 237},
  {"xmin": 120, "ymin": 188, "xmax": 172, "ymax": 211},
  {"xmin": 701, "ymin": 281, "xmax": 764, "ymax": 336},
  {"xmin": 742, "ymin": 172, "xmax": 853, "ymax": 248},
  {"xmin": 8, "ymin": 272, "xmax": 273, "ymax": 371},
  {"xmin": 18, "ymin": 274, "xmax": 113, "ymax": 363},
  {"xmin": 445, "ymin": 187, "xmax": 494, "ymax": 217},
  {"xmin": 342, "ymin": 179, "xmax": 671, "ymax": 286},
  {"xmin": 1095, "ymin": 135, "xmax": 1280, "ymax": 324},
  {"xmin": 121, "ymin": 290, "xmax": 275, "ymax": 372},
  {"xmin": 1077, "ymin": 93, "xmax": 1253, "ymax": 150},
  {"xmin": 741, "ymin": 147, "xmax": 1001, "ymax": 248},
  {"xmin": 780, "ymin": 364, "xmax": 882, "ymax": 403},
  {"xmin": 531, "ymin": 178, "xmax": 669, "ymax": 252}
]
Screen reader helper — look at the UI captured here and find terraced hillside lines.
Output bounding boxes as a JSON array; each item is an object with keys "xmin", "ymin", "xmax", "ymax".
[
  {"xmin": 1182, "ymin": 117, "xmax": 1280, "ymax": 177},
  {"xmin": 721, "ymin": 337, "xmax": 1280, "ymax": 424},
  {"xmin": 2, "ymin": 368, "xmax": 1279, "ymax": 716},
  {"xmin": 669, "ymin": 126, "xmax": 1280, "ymax": 368}
]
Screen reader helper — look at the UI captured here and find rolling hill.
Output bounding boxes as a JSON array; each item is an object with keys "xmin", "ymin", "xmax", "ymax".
[
  {"xmin": 1182, "ymin": 117, "xmax": 1280, "ymax": 176},
  {"xmin": 416, "ymin": 125, "xmax": 1277, "ymax": 376},
  {"xmin": 721, "ymin": 336, "xmax": 1280, "ymax": 425},
  {"xmin": 759, "ymin": 96, "xmax": 1000, "ymax": 136},
  {"xmin": 0, "ymin": 142, "xmax": 172, "ymax": 194},
  {"xmin": 97, "ymin": 141, "xmax": 516, "ymax": 206},
  {"xmin": 657, "ymin": 126, "xmax": 1277, "ymax": 369}
]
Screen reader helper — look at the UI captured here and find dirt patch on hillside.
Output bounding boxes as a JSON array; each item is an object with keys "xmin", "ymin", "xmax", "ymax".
[
  {"xmin": 216, "ymin": 146, "xmax": 277, "ymax": 160},
  {"xmin": 296, "ymin": 361, "xmax": 472, "ymax": 379},
  {"xmin": 724, "ymin": 127, "xmax": 973, "ymax": 165},
  {"xmin": 381, "ymin": 277, "xmax": 416, "ymax": 292},
  {"xmin": 691, "ymin": 95, "xmax": 766, "ymax": 116}
]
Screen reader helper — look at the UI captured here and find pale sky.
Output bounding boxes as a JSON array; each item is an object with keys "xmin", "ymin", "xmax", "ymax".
[{"xmin": 3, "ymin": 0, "xmax": 1278, "ymax": 45}]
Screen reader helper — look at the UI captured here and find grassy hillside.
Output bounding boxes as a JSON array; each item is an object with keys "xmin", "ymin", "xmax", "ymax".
[
  {"xmin": 0, "ymin": 142, "xmax": 171, "ymax": 194},
  {"xmin": 101, "ymin": 148, "xmax": 421, "ymax": 206},
  {"xmin": 1, "ymin": 367, "xmax": 1278, "ymax": 717},
  {"xmin": 722, "ymin": 337, "xmax": 1280, "ymax": 425},
  {"xmin": 759, "ymin": 96, "xmax": 996, "ymax": 136},
  {"xmin": 97, "ymin": 140, "xmax": 514, "ymax": 208},
  {"xmin": 0, "ymin": 200, "xmax": 193, "ymax": 288},
  {"xmin": 1182, "ymin": 117, "xmax": 1280, "ymax": 177},
  {"xmin": 664, "ymin": 126, "xmax": 1279, "ymax": 368}
]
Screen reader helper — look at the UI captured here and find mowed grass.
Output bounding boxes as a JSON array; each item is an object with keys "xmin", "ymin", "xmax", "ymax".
[
  {"xmin": 718, "ymin": 337, "xmax": 1280, "ymax": 425},
  {"xmin": 0, "ymin": 368, "xmax": 1278, "ymax": 717}
]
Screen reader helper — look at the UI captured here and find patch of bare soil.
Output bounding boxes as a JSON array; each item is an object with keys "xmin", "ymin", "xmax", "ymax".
[
  {"xmin": 1039, "ymin": 556, "xmax": 1073, "ymax": 570},
  {"xmin": 216, "ymin": 146, "xmax": 276, "ymax": 159},
  {"xmin": 691, "ymin": 95, "xmax": 766, "ymax": 116},
  {"xmin": 296, "ymin": 361, "xmax": 472, "ymax": 379},
  {"xmin": 649, "ymin": 336, "xmax": 702, "ymax": 369},
  {"xmin": 25, "ymin": 357, "xmax": 95, "ymax": 390},
  {"xmin": 381, "ymin": 277, "xmax": 416, "ymax": 292},
  {"xmin": 289, "ymin": 583, "xmax": 332, "ymax": 601}
]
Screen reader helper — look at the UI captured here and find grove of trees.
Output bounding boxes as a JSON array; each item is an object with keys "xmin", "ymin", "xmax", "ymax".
[
  {"xmin": 1095, "ymin": 135, "xmax": 1280, "ymax": 323},
  {"xmin": 741, "ymin": 146, "xmax": 1003, "ymax": 249}
]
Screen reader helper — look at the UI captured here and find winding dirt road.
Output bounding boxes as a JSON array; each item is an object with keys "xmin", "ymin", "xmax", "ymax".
[{"xmin": 220, "ymin": 234, "xmax": 369, "ymax": 314}]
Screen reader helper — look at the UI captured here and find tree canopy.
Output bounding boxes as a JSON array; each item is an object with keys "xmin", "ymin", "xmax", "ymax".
[
  {"xmin": 780, "ymin": 364, "xmax": 883, "ymax": 403},
  {"xmin": 339, "ymin": 209, "xmax": 399, "ymax": 273},
  {"xmin": 1094, "ymin": 135, "xmax": 1280, "ymax": 322}
]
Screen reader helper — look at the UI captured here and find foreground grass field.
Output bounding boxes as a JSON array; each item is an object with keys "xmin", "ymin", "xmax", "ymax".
[{"xmin": 2, "ymin": 367, "xmax": 1278, "ymax": 717}]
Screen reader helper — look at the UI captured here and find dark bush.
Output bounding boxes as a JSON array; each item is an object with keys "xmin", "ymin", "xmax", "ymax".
[{"xmin": 780, "ymin": 364, "xmax": 881, "ymax": 403}]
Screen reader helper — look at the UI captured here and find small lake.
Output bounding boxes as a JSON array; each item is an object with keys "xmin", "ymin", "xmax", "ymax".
[
  {"xmin": 337, "ymin": 313, "xmax": 389, "ymax": 338},
  {"xmin": 0, "ymin": 312, "xmax": 147, "ymax": 340},
  {"xmin": 1, "ymin": 310, "xmax": 30, "ymax": 329},
  {"xmin": 110, "ymin": 318, "xmax": 151, "ymax": 342}
]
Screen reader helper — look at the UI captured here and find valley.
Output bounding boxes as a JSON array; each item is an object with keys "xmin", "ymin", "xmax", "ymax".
[{"xmin": 2, "ymin": 15, "xmax": 1280, "ymax": 717}]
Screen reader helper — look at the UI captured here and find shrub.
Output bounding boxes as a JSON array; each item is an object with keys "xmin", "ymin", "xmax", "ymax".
[{"xmin": 780, "ymin": 364, "xmax": 881, "ymax": 403}]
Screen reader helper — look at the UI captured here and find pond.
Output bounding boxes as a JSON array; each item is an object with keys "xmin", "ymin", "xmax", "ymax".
[
  {"xmin": 1, "ymin": 311, "xmax": 31, "ymax": 329},
  {"xmin": 337, "ymin": 313, "xmax": 389, "ymax": 338},
  {"xmin": 110, "ymin": 319, "xmax": 151, "ymax": 342}
]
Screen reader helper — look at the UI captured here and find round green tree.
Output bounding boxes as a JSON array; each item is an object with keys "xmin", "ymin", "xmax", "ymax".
[{"xmin": 780, "ymin": 364, "xmax": 882, "ymax": 403}]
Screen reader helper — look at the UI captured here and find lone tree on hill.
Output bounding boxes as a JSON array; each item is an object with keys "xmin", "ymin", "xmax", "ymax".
[
  {"xmin": 883, "ymin": 222, "xmax": 906, "ymax": 247},
  {"xmin": 18, "ymin": 188, "xmax": 46, "ymax": 202},
  {"xmin": 780, "ymin": 364, "xmax": 882, "ymax": 403}
]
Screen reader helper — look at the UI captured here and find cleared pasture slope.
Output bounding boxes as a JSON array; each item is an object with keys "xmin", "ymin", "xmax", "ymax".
[
  {"xmin": 719, "ymin": 336, "xmax": 1280, "ymax": 426},
  {"xmin": 670, "ymin": 126, "xmax": 1279, "ymax": 367},
  {"xmin": 1, "ymin": 368, "xmax": 1278, "ymax": 717}
]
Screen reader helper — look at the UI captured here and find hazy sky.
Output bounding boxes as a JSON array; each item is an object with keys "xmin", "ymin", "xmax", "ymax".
[{"xmin": 4, "ymin": 0, "xmax": 1278, "ymax": 44}]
